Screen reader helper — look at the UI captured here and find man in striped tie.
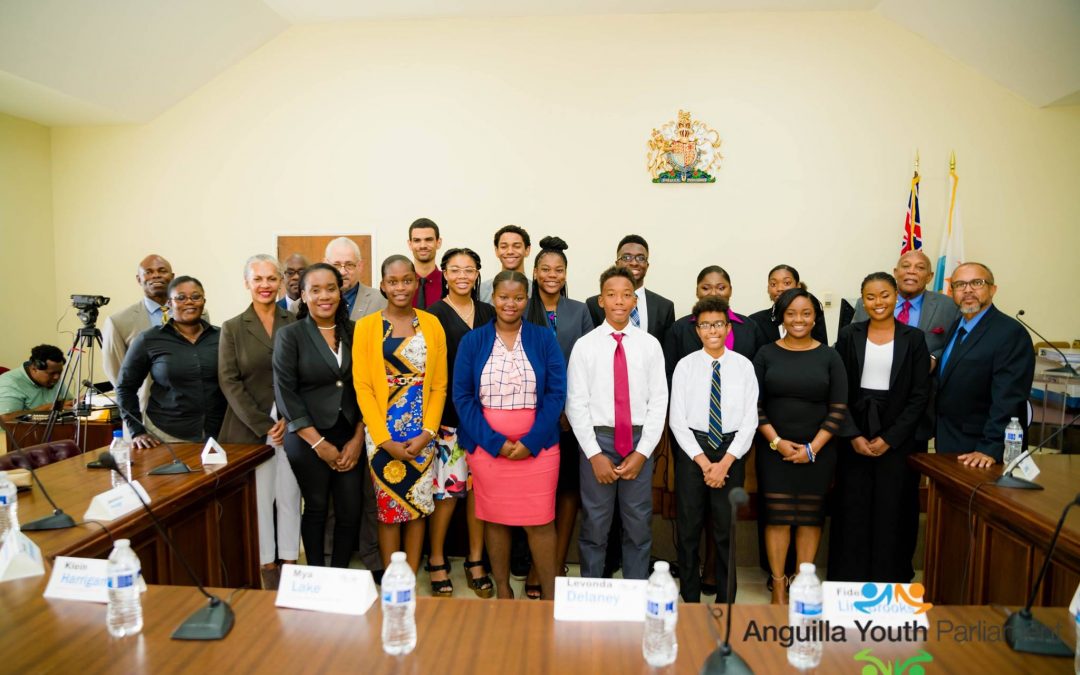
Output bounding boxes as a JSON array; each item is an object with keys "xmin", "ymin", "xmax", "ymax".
[{"xmin": 668, "ymin": 297, "xmax": 759, "ymax": 602}]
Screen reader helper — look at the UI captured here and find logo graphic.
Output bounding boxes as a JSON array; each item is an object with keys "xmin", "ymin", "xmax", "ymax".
[
  {"xmin": 854, "ymin": 583, "xmax": 933, "ymax": 615},
  {"xmin": 854, "ymin": 648, "xmax": 933, "ymax": 674},
  {"xmin": 647, "ymin": 110, "xmax": 722, "ymax": 183}
]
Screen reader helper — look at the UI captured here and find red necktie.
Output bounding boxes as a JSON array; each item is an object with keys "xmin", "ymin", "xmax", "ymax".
[
  {"xmin": 612, "ymin": 333, "xmax": 633, "ymax": 457},
  {"xmin": 897, "ymin": 300, "xmax": 912, "ymax": 325}
]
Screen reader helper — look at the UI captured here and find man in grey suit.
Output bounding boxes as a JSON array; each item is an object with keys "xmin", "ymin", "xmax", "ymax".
[
  {"xmin": 324, "ymin": 237, "xmax": 385, "ymax": 321},
  {"xmin": 101, "ymin": 254, "xmax": 175, "ymax": 400},
  {"xmin": 321, "ymin": 236, "xmax": 385, "ymax": 574}
]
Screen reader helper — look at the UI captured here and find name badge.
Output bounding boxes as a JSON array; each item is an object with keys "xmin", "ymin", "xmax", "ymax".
[
  {"xmin": 201, "ymin": 437, "xmax": 228, "ymax": 466},
  {"xmin": 0, "ymin": 532, "xmax": 45, "ymax": 582},
  {"xmin": 553, "ymin": 576, "xmax": 647, "ymax": 622},
  {"xmin": 1017, "ymin": 455, "xmax": 1040, "ymax": 481},
  {"xmin": 275, "ymin": 564, "xmax": 377, "ymax": 616},
  {"xmin": 83, "ymin": 481, "xmax": 151, "ymax": 521},
  {"xmin": 43, "ymin": 556, "xmax": 109, "ymax": 602},
  {"xmin": 823, "ymin": 582, "xmax": 931, "ymax": 629}
]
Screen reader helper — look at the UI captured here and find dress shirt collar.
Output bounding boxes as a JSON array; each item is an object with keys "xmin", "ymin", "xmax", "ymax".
[
  {"xmin": 142, "ymin": 295, "xmax": 166, "ymax": 319},
  {"xmin": 599, "ymin": 320, "xmax": 642, "ymax": 337},
  {"xmin": 694, "ymin": 348, "xmax": 730, "ymax": 367},
  {"xmin": 898, "ymin": 291, "xmax": 925, "ymax": 310}
]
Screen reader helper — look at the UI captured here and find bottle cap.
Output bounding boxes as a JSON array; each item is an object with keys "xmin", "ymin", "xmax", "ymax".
[
  {"xmin": 390, "ymin": 551, "xmax": 406, "ymax": 563},
  {"xmin": 799, "ymin": 562, "xmax": 816, "ymax": 574},
  {"xmin": 116, "ymin": 539, "xmax": 131, "ymax": 548},
  {"xmin": 653, "ymin": 561, "xmax": 669, "ymax": 573},
  {"xmin": 113, "ymin": 429, "xmax": 123, "ymax": 438}
]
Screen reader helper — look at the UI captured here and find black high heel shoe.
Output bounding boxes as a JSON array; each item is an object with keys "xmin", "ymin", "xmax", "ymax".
[
  {"xmin": 463, "ymin": 559, "xmax": 494, "ymax": 599},
  {"xmin": 425, "ymin": 560, "xmax": 454, "ymax": 597}
]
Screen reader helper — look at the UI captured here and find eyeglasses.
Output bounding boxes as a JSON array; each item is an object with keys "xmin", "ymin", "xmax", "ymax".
[
  {"xmin": 446, "ymin": 267, "xmax": 478, "ymax": 276},
  {"xmin": 695, "ymin": 321, "xmax": 729, "ymax": 332},
  {"xmin": 283, "ymin": 269, "xmax": 302, "ymax": 277},
  {"xmin": 618, "ymin": 254, "xmax": 648, "ymax": 264},
  {"xmin": 171, "ymin": 294, "xmax": 205, "ymax": 304},
  {"xmin": 331, "ymin": 262, "xmax": 358, "ymax": 272},
  {"xmin": 951, "ymin": 279, "xmax": 990, "ymax": 291}
]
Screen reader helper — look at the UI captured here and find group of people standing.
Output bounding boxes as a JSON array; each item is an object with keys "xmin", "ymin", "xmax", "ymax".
[{"xmin": 79, "ymin": 217, "xmax": 1034, "ymax": 605}]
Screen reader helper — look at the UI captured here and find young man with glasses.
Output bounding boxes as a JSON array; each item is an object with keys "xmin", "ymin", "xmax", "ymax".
[
  {"xmin": 585, "ymin": 235, "xmax": 675, "ymax": 345},
  {"xmin": 935, "ymin": 262, "xmax": 1035, "ymax": 469},
  {"xmin": 668, "ymin": 297, "xmax": 758, "ymax": 603},
  {"xmin": 324, "ymin": 237, "xmax": 385, "ymax": 320}
]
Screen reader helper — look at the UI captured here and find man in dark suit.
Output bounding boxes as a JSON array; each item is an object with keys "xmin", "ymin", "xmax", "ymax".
[
  {"xmin": 585, "ymin": 234, "xmax": 675, "ymax": 577},
  {"xmin": 277, "ymin": 253, "xmax": 308, "ymax": 314},
  {"xmin": 936, "ymin": 262, "xmax": 1035, "ymax": 468},
  {"xmin": 586, "ymin": 235, "xmax": 675, "ymax": 344}
]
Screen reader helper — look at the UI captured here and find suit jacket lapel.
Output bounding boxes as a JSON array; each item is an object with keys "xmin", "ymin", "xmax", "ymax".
[
  {"xmin": 941, "ymin": 307, "xmax": 996, "ymax": 383},
  {"xmin": 852, "ymin": 321, "xmax": 868, "ymax": 376},
  {"xmin": 645, "ymin": 289, "xmax": 657, "ymax": 335},
  {"xmin": 242, "ymin": 305, "xmax": 273, "ymax": 350},
  {"xmin": 889, "ymin": 326, "xmax": 911, "ymax": 388},
  {"xmin": 303, "ymin": 318, "xmax": 342, "ymax": 375}
]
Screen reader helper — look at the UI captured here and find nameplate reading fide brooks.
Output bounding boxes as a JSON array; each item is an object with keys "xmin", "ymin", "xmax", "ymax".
[
  {"xmin": 43, "ymin": 556, "xmax": 109, "ymax": 603},
  {"xmin": 553, "ymin": 577, "xmax": 647, "ymax": 622},
  {"xmin": 275, "ymin": 564, "xmax": 377, "ymax": 616},
  {"xmin": 82, "ymin": 480, "xmax": 151, "ymax": 521},
  {"xmin": 201, "ymin": 438, "xmax": 228, "ymax": 466}
]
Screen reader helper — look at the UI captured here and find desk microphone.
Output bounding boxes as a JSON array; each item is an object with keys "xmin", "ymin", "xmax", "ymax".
[
  {"xmin": 3, "ymin": 431, "xmax": 77, "ymax": 531},
  {"xmin": 82, "ymin": 380, "xmax": 193, "ymax": 475},
  {"xmin": 1016, "ymin": 310, "xmax": 1078, "ymax": 376},
  {"xmin": 995, "ymin": 407, "xmax": 1080, "ymax": 490},
  {"xmin": 98, "ymin": 451, "xmax": 234, "ymax": 640},
  {"xmin": 1003, "ymin": 491, "xmax": 1080, "ymax": 656},
  {"xmin": 701, "ymin": 487, "xmax": 753, "ymax": 675}
]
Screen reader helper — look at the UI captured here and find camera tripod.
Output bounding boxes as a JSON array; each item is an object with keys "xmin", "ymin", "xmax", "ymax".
[{"xmin": 42, "ymin": 306, "xmax": 106, "ymax": 452}]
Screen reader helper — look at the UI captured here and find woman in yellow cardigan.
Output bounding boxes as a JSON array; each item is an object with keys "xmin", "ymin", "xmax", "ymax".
[{"xmin": 354, "ymin": 255, "xmax": 448, "ymax": 573}]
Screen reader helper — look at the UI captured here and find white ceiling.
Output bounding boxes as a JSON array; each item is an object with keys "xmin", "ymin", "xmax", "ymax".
[{"xmin": 0, "ymin": 0, "xmax": 1076, "ymax": 126}]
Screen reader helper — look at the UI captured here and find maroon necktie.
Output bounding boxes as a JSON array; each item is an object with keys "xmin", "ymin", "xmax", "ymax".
[
  {"xmin": 612, "ymin": 333, "xmax": 632, "ymax": 457},
  {"xmin": 897, "ymin": 300, "xmax": 912, "ymax": 325}
]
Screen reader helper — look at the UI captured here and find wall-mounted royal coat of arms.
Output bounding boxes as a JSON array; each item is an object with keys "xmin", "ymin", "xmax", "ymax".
[{"xmin": 647, "ymin": 110, "xmax": 722, "ymax": 183}]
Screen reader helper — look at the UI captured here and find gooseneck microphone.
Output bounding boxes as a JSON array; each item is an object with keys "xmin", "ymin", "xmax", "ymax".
[
  {"xmin": 4, "ymin": 432, "xmax": 77, "ymax": 531},
  {"xmin": 1003, "ymin": 492, "xmax": 1080, "ymax": 656},
  {"xmin": 82, "ymin": 380, "xmax": 193, "ymax": 475},
  {"xmin": 995, "ymin": 407, "xmax": 1080, "ymax": 490},
  {"xmin": 98, "ymin": 451, "xmax": 233, "ymax": 640},
  {"xmin": 1015, "ymin": 310, "xmax": 1078, "ymax": 376},
  {"xmin": 701, "ymin": 487, "xmax": 753, "ymax": 674}
]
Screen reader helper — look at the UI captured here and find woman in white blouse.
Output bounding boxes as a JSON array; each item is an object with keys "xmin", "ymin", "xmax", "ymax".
[{"xmin": 669, "ymin": 296, "xmax": 759, "ymax": 603}]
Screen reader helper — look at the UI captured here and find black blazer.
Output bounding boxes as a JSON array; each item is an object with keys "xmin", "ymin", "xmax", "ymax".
[
  {"xmin": 748, "ymin": 301, "xmax": 829, "ymax": 345},
  {"xmin": 272, "ymin": 317, "xmax": 360, "ymax": 433},
  {"xmin": 934, "ymin": 305, "xmax": 1035, "ymax": 460},
  {"xmin": 662, "ymin": 312, "xmax": 764, "ymax": 383},
  {"xmin": 585, "ymin": 288, "xmax": 675, "ymax": 343},
  {"xmin": 834, "ymin": 321, "xmax": 931, "ymax": 450}
]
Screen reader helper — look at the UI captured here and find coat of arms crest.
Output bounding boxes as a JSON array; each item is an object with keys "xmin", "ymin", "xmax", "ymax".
[{"xmin": 647, "ymin": 110, "xmax": 722, "ymax": 183}]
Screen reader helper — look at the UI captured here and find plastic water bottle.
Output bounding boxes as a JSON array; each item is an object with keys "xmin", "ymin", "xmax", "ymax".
[
  {"xmin": 0, "ymin": 471, "xmax": 18, "ymax": 542},
  {"xmin": 1003, "ymin": 417, "xmax": 1023, "ymax": 466},
  {"xmin": 109, "ymin": 430, "xmax": 132, "ymax": 489},
  {"xmin": 1073, "ymin": 609, "xmax": 1079, "ymax": 675},
  {"xmin": 381, "ymin": 551, "xmax": 417, "ymax": 655},
  {"xmin": 788, "ymin": 562, "xmax": 823, "ymax": 670},
  {"xmin": 643, "ymin": 560, "xmax": 679, "ymax": 667},
  {"xmin": 106, "ymin": 539, "xmax": 143, "ymax": 637}
]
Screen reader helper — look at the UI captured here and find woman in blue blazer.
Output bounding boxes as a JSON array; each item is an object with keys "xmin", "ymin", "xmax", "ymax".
[{"xmin": 454, "ymin": 270, "xmax": 567, "ymax": 600}]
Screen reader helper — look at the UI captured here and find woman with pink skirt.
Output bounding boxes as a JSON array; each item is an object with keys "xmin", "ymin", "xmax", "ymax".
[{"xmin": 453, "ymin": 270, "xmax": 567, "ymax": 599}]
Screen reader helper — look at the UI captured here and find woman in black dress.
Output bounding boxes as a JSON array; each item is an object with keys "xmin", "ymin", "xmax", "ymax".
[
  {"xmin": 748, "ymin": 264, "xmax": 828, "ymax": 345},
  {"xmin": 828, "ymin": 272, "xmax": 930, "ymax": 583},
  {"xmin": 663, "ymin": 265, "xmax": 763, "ymax": 595},
  {"xmin": 424, "ymin": 248, "xmax": 496, "ymax": 597},
  {"xmin": 754, "ymin": 288, "xmax": 847, "ymax": 603},
  {"xmin": 523, "ymin": 236, "xmax": 593, "ymax": 598}
]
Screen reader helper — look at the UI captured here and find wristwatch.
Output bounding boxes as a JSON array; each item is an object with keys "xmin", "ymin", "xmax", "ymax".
[{"xmin": 769, "ymin": 437, "xmax": 782, "ymax": 451}]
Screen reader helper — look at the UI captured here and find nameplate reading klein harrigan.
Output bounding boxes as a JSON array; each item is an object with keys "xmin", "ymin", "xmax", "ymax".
[{"xmin": 553, "ymin": 577, "xmax": 647, "ymax": 622}]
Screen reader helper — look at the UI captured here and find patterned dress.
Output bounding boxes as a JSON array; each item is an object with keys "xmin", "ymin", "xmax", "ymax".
[{"xmin": 367, "ymin": 317, "xmax": 436, "ymax": 524}]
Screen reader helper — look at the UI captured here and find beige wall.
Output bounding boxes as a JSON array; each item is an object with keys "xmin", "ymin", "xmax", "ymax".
[
  {"xmin": 0, "ymin": 111, "xmax": 55, "ymax": 368},
  {"xmin": 47, "ymin": 12, "xmax": 1080, "ymax": 346}
]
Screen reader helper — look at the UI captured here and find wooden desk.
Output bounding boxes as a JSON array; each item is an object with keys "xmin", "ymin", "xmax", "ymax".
[
  {"xmin": 911, "ymin": 453, "xmax": 1080, "ymax": 606},
  {"xmin": 20, "ymin": 442, "xmax": 271, "ymax": 589},
  {"xmin": 1, "ymin": 408, "xmax": 118, "ymax": 453},
  {"xmin": 0, "ymin": 576, "xmax": 1075, "ymax": 674}
]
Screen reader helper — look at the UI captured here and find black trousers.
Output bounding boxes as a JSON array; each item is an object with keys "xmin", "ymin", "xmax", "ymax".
[
  {"xmin": 826, "ymin": 438, "xmax": 922, "ymax": 582},
  {"xmin": 284, "ymin": 415, "xmax": 366, "ymax": 569},
  {"xmin": 674, "ymin": 436, "xmax": 746, "ymax": 603}
]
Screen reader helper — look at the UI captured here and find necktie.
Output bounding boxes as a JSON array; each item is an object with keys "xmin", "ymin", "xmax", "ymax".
[
  {"xmin": 630, "ymin": 306, "xmax": 641, "ymax": 329},
  {"xmin": 612, "ymin": 333, "xmax": 633, "ymax": 457},
  {"xmin": 416, "ymin": 277, "xmax": 428, "ymax": 309},
  {"xmin": 708, "ymin": 360, "xmax": 723, "ymax": 448},
  {"xmin": 160, "ymin": 305, "xmax": 169, "ymax": 325},
  {"xmin": 897, "ymin": 300, "xmax": 912, "ymax": 325},
  {"xmin": 942, "ymin": 326, "xmax": 967, "ymax": 374}
]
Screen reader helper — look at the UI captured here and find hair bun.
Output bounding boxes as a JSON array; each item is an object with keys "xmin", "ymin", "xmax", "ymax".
[{"xmin": 539, "ymin": 236, "xmax": 568, "ymax": 252}]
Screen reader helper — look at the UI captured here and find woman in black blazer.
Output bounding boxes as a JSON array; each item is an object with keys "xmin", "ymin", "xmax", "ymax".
[
  {"xmin": 828, "ymin": 272, "xmax": 930, "ymax": 583},
  {"xmin": 272, "ymin": 263, "xmax": 366, "ymax": 569}
]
